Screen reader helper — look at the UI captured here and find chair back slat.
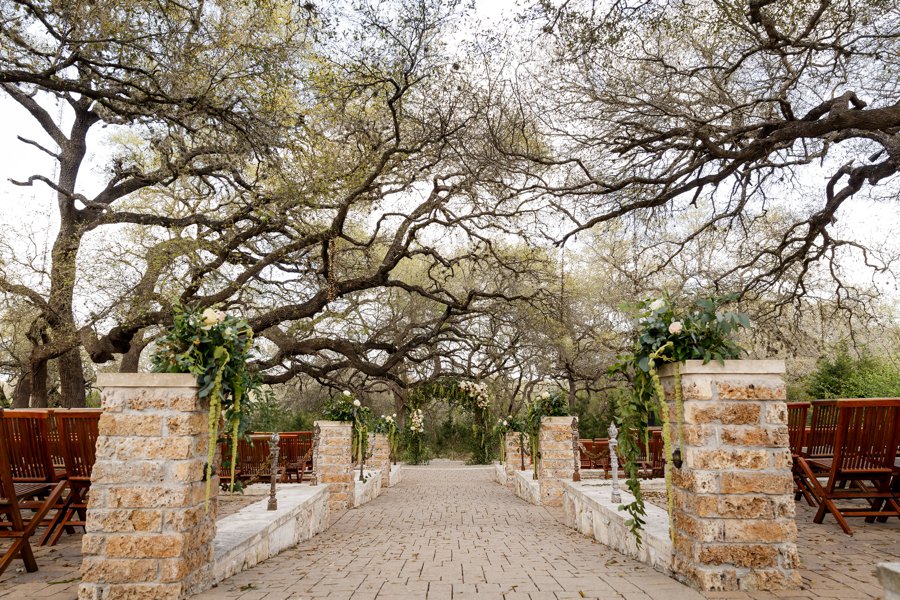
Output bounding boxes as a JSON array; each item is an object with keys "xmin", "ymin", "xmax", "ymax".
[
  {"xmin": 0, "ymin": 410, "xmax": 56, "ymax": 482},
  {"xmin": 787, "ymin": 403, "xmax": 809, "ymax": 455},
  {"xmin": 832, "ymin": 399, "xmax": 900, "ymax": 473},
  {"xmin": 56, "ymin": 410, "xmax": 100, "ymax": 482},
  {"xmin": 807, "ymin": 400, "xmax": 839, "ymax": 457}
]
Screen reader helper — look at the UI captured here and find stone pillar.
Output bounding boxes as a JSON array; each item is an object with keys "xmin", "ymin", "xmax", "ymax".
[
  {"xmin": 538, "ymin": 416, "xmax": 578, "ymax": 506},
  {"xmin": 659, "ymin": 360, "xmax": 800, "ymax": 592},
  {"xmin": 313, "ymin": 421, "xmax": 353, "ymax": 518},
  {"xmin": 504, "ymin": 432, "xmax": 531, "ymax": 476},
  {"xmin": 80, "ymin": 373, "xmax": 215, "ymax": 600},
  {"xmin": 372, "ymin": 433, "xmax": 391, "ymax": 489}
]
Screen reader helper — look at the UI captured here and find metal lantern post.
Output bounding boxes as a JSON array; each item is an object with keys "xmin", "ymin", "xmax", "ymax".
[
  {"xmin": 268, "ymin": 432, "xmax": 280, "ymax": 511},
  {"xmin": 608, "ymin": 422, "xmax": 621, "ymax": 504}
]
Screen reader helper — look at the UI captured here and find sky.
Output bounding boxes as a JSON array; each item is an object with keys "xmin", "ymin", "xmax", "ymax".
[{"xmin": 0, "ymin": 0, "xmax": 897, "ymax": 301}]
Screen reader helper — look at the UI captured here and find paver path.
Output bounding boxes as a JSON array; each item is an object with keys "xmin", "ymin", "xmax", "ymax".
[{"xmin": 196, "ymin": 464, "xmax": 703, "ymax": 600}]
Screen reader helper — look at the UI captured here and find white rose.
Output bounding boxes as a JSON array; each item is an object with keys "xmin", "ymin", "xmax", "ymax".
[
  {"xmin": 353, "ymin": 399, "xmax": 361, "ymax": 407},
  {"xmin": 343, "ymin": 390, "xmax": 351, "ymax": 397},
  {"xmin": 502, "ymin": 420, "xmax": 508, "ymax": 427},
  {"xmin": 668, "ymin": 321, "xmax": 683, "ymax": 334},
  {"xmin": 649, "ymin": 298, "xmax": 665, "ymax": 311},
  {"xmin": 392, "ymin": 413, "xmax": 397, "ymax": 418},
  {"xmin": 201, "ymin": 307, "xmax": 226, "ymax": 327}
]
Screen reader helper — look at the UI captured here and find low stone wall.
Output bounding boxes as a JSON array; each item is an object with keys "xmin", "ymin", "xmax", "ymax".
[
  {"xmin": 388, "ymin": 464, "xmax": 403, "ymax": 487},
  {"xmin": 564, "ymin": 480, "xmax": 673, "ymax": 575},
  {"xmin": 508, "ymin": 469, "xmax": 541, "ymax": 506},
  {"xmin": 493, "ymin": 462, "xmax": 508, "ymax": 485},
  {"xmin": 212, "ymin": 485, "xmax": 328, "ymax": 584},
  {"xmin": 879, "ymin": 563, "xmax": 900, "ymax": 600},
  {"xmin": 353, "ymin": 470, "xmax": 382, "ymax": 507}
]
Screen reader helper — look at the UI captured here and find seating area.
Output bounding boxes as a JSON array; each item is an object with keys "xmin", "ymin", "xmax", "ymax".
[
  {"xmin": 790, "ymin": 398, "xmax": 900, "ymax": 534},
  {"xmin": 578, "ymin": 428, "xmax": 664, "ymax": 479},
  {"xmin": 0, "ymin": 408, "xmax": 100, "ymax": 576},
  {"xmin": 220, "ymin": 431, "xmax": 315, "ymax": 488}
]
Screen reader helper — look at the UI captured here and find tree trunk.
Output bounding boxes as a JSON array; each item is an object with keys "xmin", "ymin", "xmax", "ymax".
[
  {"xmin": 58, "ymin": 349, "xmax": 86, "ymax": 407},
  {"xmin": 119, "ymin": 336, "xmax": 147, "ymax": 373},
  {"xmin": 31, "ymin": 359, "xmax": 49, "ymax": 408},
  {"xmin": 12, "ymin": 369, "xmax": 32, "ymax": 408}
]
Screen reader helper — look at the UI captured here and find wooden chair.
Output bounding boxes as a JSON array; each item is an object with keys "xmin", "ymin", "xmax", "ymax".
[
  {"xmin": 218, "ymin": 438, "xmax": 241, "ymax": 491},
  {"xmin": 805, "ymin": 400, "xmax": 839, "ymax": 458},
  {"xmin": 0, "ymin": 411, "xmax": 67, "ymax": 575},
  {"xmin": 797, "ymin": 399, "xmax": 900, "ymax": 534},
  {"xmin": 0, "ymin": 410, "xmax": 62, "ymax": 483},
  {"xmin": 237, "ymin": 436, "xmax": 278, "ymax": 484},
  {"xmin": 46, "ymin": 410, "xmax": 100, "ymax": 546},
  {"xmin": 648, "ymin": 430, "xmax": 665, "ymax": 479},
  {"xmin": 787, "ymin": 402, "xmax": 814, "ymax": 506},
  {"xmin": 278, "ymin": 434, "xmax": 303, "ymax": 483}
]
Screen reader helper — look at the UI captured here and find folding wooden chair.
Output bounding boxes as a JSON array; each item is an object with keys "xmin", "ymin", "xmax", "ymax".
[
  {"xmin": 278, "ymin": 434, "xmax": 302, "ymax": 483},
  {"xmin": 797, "ymin": 399, "xmax": 900, "ymax": 534},
  {"xmin": 578, "ymin": 439, "xmax": 595, "ymax": 470},
  {"xmin": 0, "ymin": 414, "xmax": 67, "ymax": 575},
  {"xmin": 787, "ymin": 402, "xmax": 814, "ymax": 505},
  {"xmin": 45, "ymin": 410, "xmax": 100, "ymax": 546}
]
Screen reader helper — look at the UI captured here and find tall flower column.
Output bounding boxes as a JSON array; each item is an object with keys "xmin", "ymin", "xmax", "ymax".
[{"xmin": 660, "ymin": 360, "xmax": 800, "ymax": 592}]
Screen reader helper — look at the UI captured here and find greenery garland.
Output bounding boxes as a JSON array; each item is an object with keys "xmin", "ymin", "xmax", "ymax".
[
  {"xmin": 610, "ymin": 294, "xmax": 750, "ymax": 545},
  {"xmin": 151, "ymin": 305, "xmax": 259, "ymax": 509}
]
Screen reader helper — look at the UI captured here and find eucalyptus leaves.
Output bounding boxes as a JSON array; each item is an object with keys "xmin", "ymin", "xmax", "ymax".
[
  {"xmin": 611, "ymin": 294, "xmax": 750, "ymax": 544},
  {"xmin": 151, "ymin": 304, "xmax": 259, "ymax": 508}
]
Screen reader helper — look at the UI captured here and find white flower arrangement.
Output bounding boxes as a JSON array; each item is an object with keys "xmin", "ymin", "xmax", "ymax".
[
  {"xmin": 668, "ymin": 320, "xmax": 683, "ymax": 334},
  {"xmin": 200, "ymin": 307, "xmax": 226, "ymax": 330},
  {"xmin": 458, "ymin": 380, "xmax": 490, "ymax": 409},
  {"xmin": 353, "ymin": 399, "xmax": 361, "ymax": 407},
  {"xmin": 409, "ymin": 408, "xmax": 426, "ymax": 434}
]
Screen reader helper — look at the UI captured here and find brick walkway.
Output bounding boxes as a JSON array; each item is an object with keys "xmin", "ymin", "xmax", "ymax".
[{"xmin": 197, "ymin": 465, "xmax": 706, "ymax": 600}]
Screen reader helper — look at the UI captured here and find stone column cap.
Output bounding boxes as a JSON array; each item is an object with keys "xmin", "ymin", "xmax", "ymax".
[
  {"xmin": 541, "ymin": 416, "xmax": 576, "ymax": 424},
  {"xmin": 658, "ymin": 359, "xmax": 785, "ymax": 377},
  {"xmin": 314, "ymin": 420, "xmax": 353, "ymax": 427},
  {"xmin": 97, "ymin": 372, "xmax": 198, "ymax": 388}
]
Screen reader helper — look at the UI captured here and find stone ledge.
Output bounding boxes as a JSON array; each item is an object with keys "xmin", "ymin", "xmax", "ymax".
[
  {"xmin": 879, "ymin": 563, "xmax": 900, "ymax": 600},
  {"xmin": 97, "ymin": 373, "xmax": 198, "ymax": 388},
  {"xmin": 212, "ymin": 485, "xmax": 329, "ymax": 586},
  {"xmin": 353, "ymin": 470, "xmax": 382, "ymax": 507},
  {"xmin": 564, "ymin": 480, "xmax": 673, "ymax": 576},
  {"xmin": 388, "ymin": 464, "xmax": 403, "ymax": 487},
  {"xmin": 493, "ymin": 462, "xmax": 508, "ymax": 485},
  {"xmin": 508, "ymin": 469, "xmax": 541, "ymax": 505}
]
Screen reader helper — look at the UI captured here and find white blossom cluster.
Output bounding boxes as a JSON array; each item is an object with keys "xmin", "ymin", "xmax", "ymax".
[
  {"xmin": 458, "ymin": 380, "xmax": 490, "ymax": 409},
  {"xmin": 409, "ymin": 408, "xmax": 425, "ymax": 434},
  {"xmin": 380, "ymin": 413, "xmax": 398, "ymax": 424}
]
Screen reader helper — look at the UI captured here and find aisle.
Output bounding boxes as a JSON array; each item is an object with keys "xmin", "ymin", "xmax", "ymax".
[{"xmin": 194, "ymin": 462, "xmax": 700, "ymax": 599}]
